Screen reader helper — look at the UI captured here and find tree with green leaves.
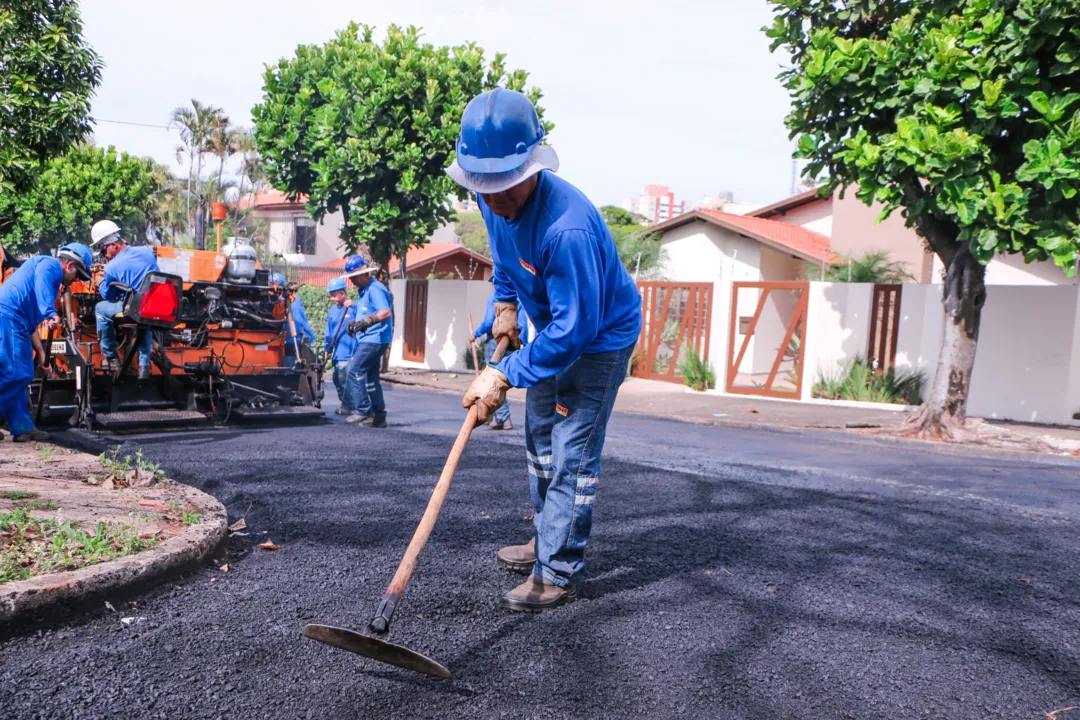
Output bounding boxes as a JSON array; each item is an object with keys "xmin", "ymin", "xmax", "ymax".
[
  {"xmin": 766, "ymin": 0, "xmax": 1080, "ymax": 438},
  {"xmin": 598, "ymin": 205, "xmax": 664, "ymax": 279},
  {"xmin": 170, "ymin": 99, "xmax": 227, "ymax": 249},
  {"xmin": 252, "ymin": 23, "xmax": 550, "ymax": 274},
  {"xmin": 455, "ymin": 210, "xmax": 490, "ymax": 257},
  {"xmin": 0, "ymin": 144, "xmax": 167, "ymax": 254},
  {"xmin": 0, "ymin": 0, "xmax": 102, "ymax": 230}
]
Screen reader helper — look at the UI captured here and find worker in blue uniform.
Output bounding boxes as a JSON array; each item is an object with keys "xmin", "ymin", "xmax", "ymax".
[
  {"xmin": 0, "ymin": 244, "xmax": 92, "ymax": 442},
  {"xmin": 269, "ymin": 273, "xmax": 316, "ymax": 367},
  {"xmin": 449, "ymin": 89, "xmax": 643, "ymax": 612},
  {"xmin": 342, "ymin": 256, "xmax": 393, "ymax": 428},
  {"xmin": 472, "ymin": 280, "xmax": 529, "ymax": 430},
  {"xmin": 323, "ymin": 276, "xmax": 357, "ymax": 416},
  {"xmin": 90, "ymin": 220, "xmax": 160, "ymax": 379}
]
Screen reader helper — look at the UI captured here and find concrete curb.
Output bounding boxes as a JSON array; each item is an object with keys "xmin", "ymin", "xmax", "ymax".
[{"xmin": 0, "ymin": 480, "xmax": 227, "ymax": 623}]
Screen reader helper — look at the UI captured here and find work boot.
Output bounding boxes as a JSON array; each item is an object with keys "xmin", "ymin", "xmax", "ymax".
[
  {"xmin": 490, "ymin": 419, "xmax": 513, "ymax": 431},
  {"xmin": 103, "ymin": 356, "xmax": 122, "ymax": 373},
  {"xmin": 345, "ymin": 413, "xmax": 371, "ymax": 425},
  {"xmin": 499, "ymin": 574, "xmax": 577, "ymax": 613},
  {"xmin": 497, "ymin": 538, "xmax": 536, "ymax": 574},
  {"xmin": 359, "ymin": 415, "xmax": 387, "ymax": 429},
  {"xmin": 14, "ymin": 429, "xmax": 50, "ymax": 443},
  {"xmin": 137, "ymin": 365, "xmax": 152, "ymax": 380}
]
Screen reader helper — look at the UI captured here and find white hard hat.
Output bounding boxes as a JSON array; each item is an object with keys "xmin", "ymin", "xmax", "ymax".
[{"xmin": 90, "ymin": 220, "xmax": 122, "ymax": 248}]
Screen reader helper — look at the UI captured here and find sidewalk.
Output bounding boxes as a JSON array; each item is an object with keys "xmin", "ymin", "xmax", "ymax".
[
  {"xmin": 0, "ymin": 439, "xmax": 226, "ymax": 622},
  {"xmin": 382, "ymin": 368, "xmax": 1080, "ymax": 455}
]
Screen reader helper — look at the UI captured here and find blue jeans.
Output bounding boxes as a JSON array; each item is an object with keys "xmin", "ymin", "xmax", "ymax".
[
  {"xmin": 484, "ymin": 338, "xmax": 511, "ymax": 424},
  {"xmin": 347, "ymin": 343, "xmax": 388, "ymax": 420},
  {"xmin": 332, "ymin": 359, "xmax": 354, "ymax": 412},
  {"xmin": 525, "ymin": 343, "xmax": 634, "ymax": 587},
  {"xmin": 0, "ymin": 318, "xmax": 36, "ymax": 436},
  {"xmin": 95, "ymin": 300, "xmax": 152, "ymax": 368}
]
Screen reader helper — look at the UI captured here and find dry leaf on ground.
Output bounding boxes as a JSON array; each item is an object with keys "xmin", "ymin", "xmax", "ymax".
[
  {"xmin": 258, "ymin": 540, "xmax": 280, "ymax": 551},
  {"xmin": 228, "ymin": 518, "xmax": 247, "ymax": 533}
]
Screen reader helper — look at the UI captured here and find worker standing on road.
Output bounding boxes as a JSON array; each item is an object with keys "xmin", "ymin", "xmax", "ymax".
[
  {"xmin": 0, "ymin": 244, "xmax": 92, "ymax": 442},
  {"xmin": 323, "ymin": 277, "xmax": 357, "ymax": 416},
  {"xmin": 449, "ymin": 89, "xmax": 642, "ymax": 612},
  {"xmin": 269, "ymin": 273, "xmax": 316, "ymax": 368},
  {"xmin": 472, "ymin": 279, "xmax": 529, "ymax": 430},
  {"xmin": 90, "ymin": 220, "xmax": 160, "ymax": 379},
  {"xmin": 342, "ymin": 256, "xmax": 393, "ymax": 429}
]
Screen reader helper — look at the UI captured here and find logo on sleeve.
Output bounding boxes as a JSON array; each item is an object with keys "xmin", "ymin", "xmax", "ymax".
[
  {"xmin": 555, "ymin": 403, "xmax": 569, "ymax": 417},
  {"xmin": 519, "ymin": 258, "xmax": 537, "ymax": 275}
]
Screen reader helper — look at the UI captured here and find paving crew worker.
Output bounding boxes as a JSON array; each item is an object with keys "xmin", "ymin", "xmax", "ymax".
[
  {"xmin": 323, "ymin": 276, "xmax": 357, "ymax": 416},
  {"xmin": 269, "ymin": 273, "xmax": 316, "ymax": 368},
  {"xmin": 0, "ymin": 244, "xmax": 92, "ymax": 442},
  {"xmin": 90, "ymin": 220, "xmax": 159, "ymax": 379},
  {"xmin": 472, "ymin": 280, "xmax": 529, "ymax": 430},
  {"xmin": 342, "ymin": 256, "xmax": 393, "ymax": 428},
  {"xmin": 449, "ymin": 89, "xmax": 642, "ymax": 612}
]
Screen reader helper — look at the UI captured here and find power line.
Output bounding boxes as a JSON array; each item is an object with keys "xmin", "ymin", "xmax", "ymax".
[{"xmin": 95, "ymin": 118, "xmax": 174, "ymax": 130}]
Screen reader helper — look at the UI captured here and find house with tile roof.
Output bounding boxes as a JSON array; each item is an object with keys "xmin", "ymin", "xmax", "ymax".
[{"xmin": 319, "ymin": 242, "xmax": 491, "ymax": 280}]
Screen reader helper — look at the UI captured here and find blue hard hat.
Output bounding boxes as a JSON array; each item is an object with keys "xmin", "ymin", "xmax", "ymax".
[
  {"xmin": 455, "ymin": 89, "xmax": 545, "ymax": 175},
  {"xmin": 57, "ymin": 243, "xmax": 93, "ymax": 280},
  {"xmin": 269, "ymin": 273, "xmax": 286, "ymax": 287},
  {"xmin": 327, "ymin": 277, "xmax": 347, "ymax": 293},
  {"xmin": 343, "ymin": 255, "xmax": 375, "ymax": 279}
]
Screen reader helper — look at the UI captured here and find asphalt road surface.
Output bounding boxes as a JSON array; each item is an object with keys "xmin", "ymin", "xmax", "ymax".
[{"xmin": 3, "ymin": 384, "xmax": 1080, "ymax": 720}]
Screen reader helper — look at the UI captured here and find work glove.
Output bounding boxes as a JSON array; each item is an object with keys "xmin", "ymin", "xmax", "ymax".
[
  {"xmin": 492, "ymin": 302, "xmax": 522, "ymax": 350},
  {"xmin": 462, "ymin": 365, "xmax": 511, "ymax": 422},
  {"xmin": 347, "ymin": 315, "xmax": 377, "ymax": 336}
]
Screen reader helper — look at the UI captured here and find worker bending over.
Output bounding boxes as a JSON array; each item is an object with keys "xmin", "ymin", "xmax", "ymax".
[
  {"xmin": 269, "ymin": 273, "xmax": 315, "ymax": 368},
  {"xmin": 90, "ymin": 220, "xmax": 159, "ymax": 379},
  {"xmin": 342, "ymin": 256, "xmax": 392, "ymax": 429},
  {"xmin": 472, "ymin": 279, "xmax": 529, "ymax": 430},
  {"xmin": 450, "ymin": 89, "xmax": 642, "ymax": 612},
  {"xmin": 0, "ymin": 244, "xmax": 92, "ymax": 441},
  {"xmin": 323, "ymin": 277, "xmax": 357, "ymax": 416}
]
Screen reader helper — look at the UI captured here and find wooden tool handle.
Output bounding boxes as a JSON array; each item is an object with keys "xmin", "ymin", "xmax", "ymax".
[
  {"xmin": 369, "ymin": 336, "xmax": 511, "ymax": 634},
  {"xmin": 467, "ymin": 313, "xmax": 481, "ymax": 377},
  {"xmin": 325, "ymin": 306, "xmax": 349, "ymax": 361}
]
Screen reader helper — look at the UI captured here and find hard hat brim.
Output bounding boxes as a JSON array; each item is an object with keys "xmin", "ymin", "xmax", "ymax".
[
  {"xmin": 91, "ymin": 233, "xmax": 121, "ymax": 249},
  {"xmin": 343, "ymin": 266, "xmax": 378, "ymax": 279},
  {"xmin": 446, "ymin": 146, "xmax": 559, "ymax": 195}
]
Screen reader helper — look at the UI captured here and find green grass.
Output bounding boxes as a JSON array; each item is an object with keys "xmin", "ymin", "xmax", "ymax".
[
  {"xmin": 20, "ymin": 500, "xmax": 59, "ymax": 511},
  {"xmin": 181, "ymin": 511, "xmax": 201, "ymax": 526},
  {"xmin": 37, "ymin": 445, "xmax": 53, "ymax": 460},
  {"xmin": 680, "ymin": 347, "xmax": 716, "ymax": 392},
  {"xmin": 812, "ymin": 358, "xmax": 925, "ymax": 405},
  {"xmin": 0, "ymin": 491, "xmax": 38, "ymax": 501},
  {"xmin": 0, "ymin": 506, "xmax": 156, "ymax": 583}
]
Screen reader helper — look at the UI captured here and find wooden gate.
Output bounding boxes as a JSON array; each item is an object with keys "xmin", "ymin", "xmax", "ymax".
[
  {"xmin": 726, "ymin": 281, "xmax": 809, "ymax": 399},
  {"xmin": 867, "ymin": 284, "xmax": 902, "ymax": 375},
  {"xmin": 403, "ymin": 279, "xmax": 428, "ymax": 363},
  {"xmin": 633, "ymin": 282, "xmax": 713, "ymax": 384}
]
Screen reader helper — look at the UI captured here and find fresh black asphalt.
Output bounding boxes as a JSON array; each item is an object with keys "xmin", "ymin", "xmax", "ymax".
[{"xmin": 2, "ymin": 384, "xmax": 1080, "ymax": 719}]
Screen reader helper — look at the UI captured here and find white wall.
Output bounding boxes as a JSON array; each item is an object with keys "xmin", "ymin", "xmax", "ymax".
[
  {"xmin": 660, "ymin": 221, "xmax": 762, "ymax": 388},
  {"xmin": 931, "ymin": 252, "xmax": 1076, "ymax": 286},
  {"xmin": 767, "ymin": 198, "xmax": 834, "ymax": 237},
  {"xmin": 800, "ymin": 283, "xmax": 873, "ymax": 400},
  {"xmin": 894, "ymin": 284, "xmax": 945, "ymax": 378},
  {"xmin": 967, "ymin": 286, "xmax": 1080, "ymax": 424},
  {"xmin": 389, "ymin": 279, "xmax": 490, "ymax": 372}
]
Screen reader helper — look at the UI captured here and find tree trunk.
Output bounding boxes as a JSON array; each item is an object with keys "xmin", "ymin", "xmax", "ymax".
[
  {"xmin": 904, "ymin": 243, "xmax": 987, "ymax": 441},
  {"xmin": 194, "ymin": 194, "xmax": 207, "ymax": 251}
]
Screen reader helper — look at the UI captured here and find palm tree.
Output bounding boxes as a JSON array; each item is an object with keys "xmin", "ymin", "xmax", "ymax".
[
  {"xmin": 169, "ymin": 99, "xmax": 226, "ymax": 247},
  {"xmin": 821, "ymin": 251, "xmax": 914, "ymax": 283}
]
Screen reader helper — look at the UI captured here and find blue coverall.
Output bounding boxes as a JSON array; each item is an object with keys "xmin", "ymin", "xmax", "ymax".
[
  {"xmin": 0, "ymin": 256, "xmax": 63, "ymax": 437},
  {"xmin": 282, "ymin": 297, "xmax": 316, "ymax": 368},
  {"xmin": 324, "ymin": 301, "xmax": 357, "ymax": 411},
  {"xmin": 479, "ymin": 169, "xmax": 642, "ymax": 587},
  {"xmin": 473, "ymin": 292, "xmax": 530, "ymax": 424},
  {"xmin": 345, "ymin": 279, "xmax": 393, "ymax": 421},
  {"xmin": 97, "ymin": 246, "xmax": 159, "ymax": 368}
]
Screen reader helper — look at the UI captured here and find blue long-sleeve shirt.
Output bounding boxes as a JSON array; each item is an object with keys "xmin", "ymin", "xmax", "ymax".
[
  {"xmin": 354, "ymin": 279, "xmax": 393, "ymax": 345},
  {"xmin": 0, "ymin": 256, "xmax": 62, "ymax": 331},
  {"xmin": 474, "ymin": 291, "xmax": 530, "ymax": 344},
  {"xmin": 479, "ymin": 170, "xmax": 642, "ymax": 388},
  {"xmin": 99, "ymin": 247, "xmax": 159, "ymax": 303},
  {"xmin": 288, "ymin": 297, "xmax": 316, "ymax": 344},
  {"xmin": 324, "ymin": 302, "xmax": 357, "ymax": 360}
]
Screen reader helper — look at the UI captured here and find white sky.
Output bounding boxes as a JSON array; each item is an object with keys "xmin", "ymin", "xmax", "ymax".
[{"xmin": 81, "ymin": 0, "xmax": 798, "ymax": 207}]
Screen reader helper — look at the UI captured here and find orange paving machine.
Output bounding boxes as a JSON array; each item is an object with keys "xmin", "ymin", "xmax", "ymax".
[{"xmin": 24, "ymin": 240, "xmax": 324, "ymax": 431}]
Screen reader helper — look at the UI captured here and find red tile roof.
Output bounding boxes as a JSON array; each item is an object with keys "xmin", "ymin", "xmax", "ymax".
[
  {"xmin": 237, "ymin": 190, "xmax": 307, "ymax": 211},
  {"xmin": 749, "ymin": 188, "xmax": 829, "ymax": 219},
  {"xmin": 650, "ymin": 209, "xmax": 840, "ymax": 263},
  {"xmin": 319, "ymin": 243, "xmax": 492, "ymax": 274}
]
